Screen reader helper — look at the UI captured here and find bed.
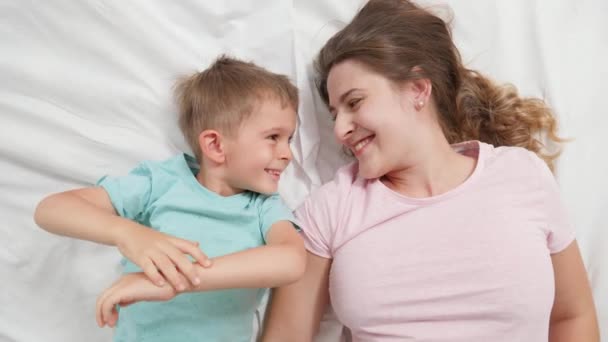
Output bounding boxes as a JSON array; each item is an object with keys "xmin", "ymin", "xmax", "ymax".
[{"xmin": 1, "ymin": 1, "xmax": 606, "ymax": 341}]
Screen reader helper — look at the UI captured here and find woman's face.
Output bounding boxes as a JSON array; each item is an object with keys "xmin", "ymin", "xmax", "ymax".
[{"xmin": 326, "ymin": 59, "xmax": 423, "ymax": 179}]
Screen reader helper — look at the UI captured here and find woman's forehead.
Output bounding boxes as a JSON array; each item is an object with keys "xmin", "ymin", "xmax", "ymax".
[{"xmin": 327, "ymin": 60, "xmax": 387, "ymax": 98}]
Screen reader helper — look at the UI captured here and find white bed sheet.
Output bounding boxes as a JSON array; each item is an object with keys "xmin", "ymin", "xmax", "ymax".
[{"xmin": 1, "ymin": 1, "xmax": 606, "ymax": 341}]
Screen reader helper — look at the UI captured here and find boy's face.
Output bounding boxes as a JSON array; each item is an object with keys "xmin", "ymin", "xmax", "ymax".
[{"xmin": 223, "ymin": 98, "xmax": 296, "ymax": 195}]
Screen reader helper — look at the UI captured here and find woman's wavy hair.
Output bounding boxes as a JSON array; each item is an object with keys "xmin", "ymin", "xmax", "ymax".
[{"xmin": 315, "ymin": 0, "xmax": 564, "ymax": 170}]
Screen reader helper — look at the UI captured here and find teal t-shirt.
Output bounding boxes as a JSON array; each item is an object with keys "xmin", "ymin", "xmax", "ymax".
[{"xmin": 97, "ymin": 154, "xmax": 297, "ymax": 342}]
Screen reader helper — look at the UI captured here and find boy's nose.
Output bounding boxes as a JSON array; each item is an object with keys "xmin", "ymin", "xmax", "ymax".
[{"xmin": 279, "ymin": 142, "xmax": 293, "ymax": 161}]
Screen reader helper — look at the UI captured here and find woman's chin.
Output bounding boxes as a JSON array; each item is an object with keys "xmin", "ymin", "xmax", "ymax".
[{"xmin": 358, "ymin": 163, "xmax": 384, "ymax": 180}]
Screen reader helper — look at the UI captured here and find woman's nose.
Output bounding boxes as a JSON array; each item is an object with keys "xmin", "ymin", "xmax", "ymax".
[{"xmin": 333, "ymin": 113, "xmax": 355, "ymax": 143}]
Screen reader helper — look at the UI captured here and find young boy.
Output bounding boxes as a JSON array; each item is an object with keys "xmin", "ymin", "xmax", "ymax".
[{"xmin": 34, "ymin": 56, "xmax": 305, "ymax": 342}]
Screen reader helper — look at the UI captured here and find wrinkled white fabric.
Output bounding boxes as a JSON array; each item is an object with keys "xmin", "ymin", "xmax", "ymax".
[{"xmin": 0, "ymin": 1, "xmax": 606, "ymax": 341}]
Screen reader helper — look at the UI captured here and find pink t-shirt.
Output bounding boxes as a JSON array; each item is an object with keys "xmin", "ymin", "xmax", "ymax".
[{"xmin": 296, "ymin": 141, "xmax": 574, "ymax": 342}]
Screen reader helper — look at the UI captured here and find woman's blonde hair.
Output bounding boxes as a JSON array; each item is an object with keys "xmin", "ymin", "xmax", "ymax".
[{"xmin": 315, "ymin": 0, "xmax": 564, "ymax": 170}]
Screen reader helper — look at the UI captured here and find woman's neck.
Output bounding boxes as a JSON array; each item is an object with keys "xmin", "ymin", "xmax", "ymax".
[{"xmin": 381, "ymin": 137, "xmax": 477, "ymax": 198}]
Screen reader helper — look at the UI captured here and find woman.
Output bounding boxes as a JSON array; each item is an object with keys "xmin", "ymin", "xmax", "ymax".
[{"xmin": 262, "ymin": 0, "xmax": 599, "ymax": 341}]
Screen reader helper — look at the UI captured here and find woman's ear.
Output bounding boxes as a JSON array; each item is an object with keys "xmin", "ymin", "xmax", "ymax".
[
  {"xmin": 408, "ymin": 66, "xmax": 432, "ymax": 111},
  {"xmin": 198, "ymin": 130, "xmax": 225, "ymax": 164},
  {"xmin": 409, "ymin": 78, "xmax": 432, "ymax": 111}
]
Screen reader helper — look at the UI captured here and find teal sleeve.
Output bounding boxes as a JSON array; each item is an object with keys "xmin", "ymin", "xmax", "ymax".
[
  {"xmin": 258, "ymin": 194, "xmax": 299, "ymax": 240},
  {"xmin": 96, "ymin": 162, "xmax": 152, "ymax": 221}
]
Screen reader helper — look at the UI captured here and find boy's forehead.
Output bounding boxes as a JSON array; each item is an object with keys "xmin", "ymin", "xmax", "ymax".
[
  {"xmin": 251, "ymin": 97, "xmax": 296, "ymax": 118},
  {"xmin": 243, "ymin": 100, "xmax": 296, "ymax": 130}
]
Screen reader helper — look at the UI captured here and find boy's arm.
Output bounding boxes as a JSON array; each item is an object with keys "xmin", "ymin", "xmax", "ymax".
[
  {"xmin": 35, "ymin": 187, "xmax": 132, "ymax": 245},
  {"xmin": 187, "ymin": 220, "xmax": 306, "ymax": 291},
  {"xmin": 34, "ymin": 187, "xmax": 210, "ymax": 289},
  {"xmin": 96, "ymin": 273, "xmax": 177, "ymax": 328},
  {"xmin": 95, "ymin": 221, "xmax": 305, "ymax": 327}
]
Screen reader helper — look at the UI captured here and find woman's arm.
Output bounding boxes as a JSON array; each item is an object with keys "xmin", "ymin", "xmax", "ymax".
[
  {"xmin": 262, "ymin": 252, "xmax": 332, "ymax": 342},
  {"xmin": 186, "ymin": 221, "xmax": 307, "ymax": 290},
  {"xmin": 549, "ymin": 240, "xmax": 599, "ymax": 342}
]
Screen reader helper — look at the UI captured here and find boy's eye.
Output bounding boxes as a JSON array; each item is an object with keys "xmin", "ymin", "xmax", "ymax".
[{"xmin": 267, "ymin": 134, "xmax": 279, "ymax": 141}]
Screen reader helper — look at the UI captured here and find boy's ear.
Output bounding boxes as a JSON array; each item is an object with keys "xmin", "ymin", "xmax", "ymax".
[{"xmin": 198, "ymin": 130, "xmax": 225, "ymax": 163}]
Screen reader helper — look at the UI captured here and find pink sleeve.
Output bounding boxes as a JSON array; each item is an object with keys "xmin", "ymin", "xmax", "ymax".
[
  {"xmin": 294, "ymin": 177, "xmax": 346, "ymax": 259},
  {"xmin": 532, "ymin": 155, "xmax": 576, "ymax": 253}
]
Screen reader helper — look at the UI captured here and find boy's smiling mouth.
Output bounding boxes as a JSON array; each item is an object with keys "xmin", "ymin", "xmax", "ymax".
[{"xmin": 265, "ymin": 168, "xmax": 282, "ymax": 181}]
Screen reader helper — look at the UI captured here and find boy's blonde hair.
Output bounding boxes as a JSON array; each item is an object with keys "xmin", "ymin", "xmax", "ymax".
[{"xmin": 175, "ymin": 55, "xmax": 299, "ymax": 161}]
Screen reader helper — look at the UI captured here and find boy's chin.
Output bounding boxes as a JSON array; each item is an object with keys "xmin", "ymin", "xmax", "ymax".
[{"xmin": 250, "ymin": 183, "xmax": 278, "ymax": 195}]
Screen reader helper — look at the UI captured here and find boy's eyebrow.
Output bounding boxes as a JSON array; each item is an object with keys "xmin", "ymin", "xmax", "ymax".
[
  {"xmin": 328, "ymin": 88, "xmax": 360, "ymax": 113},
  {"xmin": 261, "ymin": 127, "xmax": 290, "ymax": 134}
]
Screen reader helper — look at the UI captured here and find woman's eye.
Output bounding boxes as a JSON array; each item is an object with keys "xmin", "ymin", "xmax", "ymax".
[{"xmin": 348, "ymin": 98, "xmax": 362, "ymax": 109}]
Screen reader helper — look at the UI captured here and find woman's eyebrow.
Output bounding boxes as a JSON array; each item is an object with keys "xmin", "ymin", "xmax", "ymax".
[{"xmin": 329, "ymin": 88, "xmax": 361, "ymax": 113}]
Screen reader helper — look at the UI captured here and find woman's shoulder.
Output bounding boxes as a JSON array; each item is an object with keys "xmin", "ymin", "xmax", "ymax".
[
  {"xmin": 308, "ymin": 162, "xmax": 363, "ymax": 200},
  {"xmin": 485, "ymin": 144, "xmax": 547, "ymax": 172},
  {"xmin": 295, "ymin": 162, "xmax": 379, "ymax": 257},
  {"xmin": 482, "ymin": 143, "xmax": 555, "ymax": 188},
  {"xmin": 296, "ymin": 161, "xmax": 365, "ymax": 222}
]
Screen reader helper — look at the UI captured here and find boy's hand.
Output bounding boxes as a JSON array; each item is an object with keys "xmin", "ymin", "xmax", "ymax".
[
  {"xmin": 115, "ymin": 223, "xmax": 212, "ymax": 290},
  {"xmin": 96, "ymin": 273, "xmax": 179, "ymax": 328}
]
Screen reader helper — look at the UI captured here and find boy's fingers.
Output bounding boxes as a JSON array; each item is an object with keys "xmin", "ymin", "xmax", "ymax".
[
  {"xmin": 102, "ymin": 296, "xmax": 114, "ymax": 325},
  {"xmin": 171, "ymin": 238, "xmax": 212, "ymax": 267},
  {"xmin": 96, "ymin": 287, "xmax": 113, "ymax": 328},
  {"xmin": 121, "ymin": 300, "xmax": 135, "ymax": 308},
  {"xmin": 95, "ymin": 295, "xmax": 102, "ymax": 327},
  {"xmin": 95, "ymin": 296, "xmax": 104, "ymax": 327},
  {"xmin": 108, "ymin": 307, "xmax": 119, "ymax": 327},
  {"xmin": 168, "ymin": 237, "xmax": 197, "ymax": 250},
  {"xmin": 193, "ymin": 249, "xmax": 212, "ymax": 268},
  {"xmin": 174, "ymin": 272, "xmax": 190, "ymax": 292},
  {"xmin": 164, "ymin": 248, "xmax": 200, "ymax": 286},
  {"xmin": 101, "ymin": 295, "xmax": 110, "ymax": 326},
  {"xmin": 142, "ymin": 258, "xmax": 165, "ymax": 286},
  {"xmin": 152, "ymin": 254, "xmax": 184, "ymax": 291}
]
